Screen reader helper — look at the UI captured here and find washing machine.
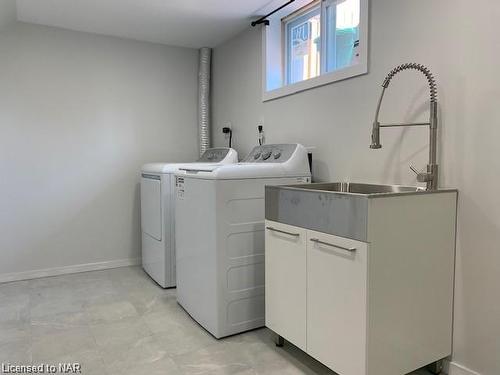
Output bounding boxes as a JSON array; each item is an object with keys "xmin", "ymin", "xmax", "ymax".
[
  {"xmin": 140, "ymin": 148, "xmax": 238, "ymax": 288},
  {"xmin": 175, "ymin": 144, "xmax": 311, "ymax": 338}
]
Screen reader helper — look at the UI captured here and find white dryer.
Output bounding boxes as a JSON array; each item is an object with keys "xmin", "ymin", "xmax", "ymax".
[
  {"xmin": 174, "ymin": 144, "xmax": 311, "ymax": 338},
  {"xmin": 140, "ymin": 148, "xmax": 238, "ymax": 288}
]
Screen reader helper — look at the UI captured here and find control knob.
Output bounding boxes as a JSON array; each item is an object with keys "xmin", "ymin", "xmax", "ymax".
[{"xmin": 262, "ymin": 150, "xmax": 272, "ymax": 160}]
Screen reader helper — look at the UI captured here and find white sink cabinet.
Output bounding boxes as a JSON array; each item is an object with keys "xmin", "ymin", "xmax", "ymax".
[{"xmin": 265, "ymin": 190, "xmax": 457, "ymax": 375}]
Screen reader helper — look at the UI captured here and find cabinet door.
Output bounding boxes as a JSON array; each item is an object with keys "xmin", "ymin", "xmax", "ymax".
[
  {"xmin": 265, "ymin": 220, "xmax": 307, "ymax": 351},
  {"xmin": 306, "ymin": 230, "xmax": 368, "ymax": 375}
]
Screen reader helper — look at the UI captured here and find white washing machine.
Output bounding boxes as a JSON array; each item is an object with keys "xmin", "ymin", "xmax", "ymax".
[
  {"xmin": 175, "ymin": 144, "xmax": 311, "ymax": 338},
  {"xmin": 140, "ymin": 148, "xmax": 238, "ymax": 288}
]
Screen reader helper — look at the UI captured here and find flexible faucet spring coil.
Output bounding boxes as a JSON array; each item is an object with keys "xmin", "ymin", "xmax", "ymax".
[{"xmin": 382, "ymin": 63, "xmax": 437, "ymax": 103}]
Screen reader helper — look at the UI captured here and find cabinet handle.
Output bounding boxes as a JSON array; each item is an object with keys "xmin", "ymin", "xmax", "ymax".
[
  {"xmin": 309, "ymin": 238, "xmax": 356, "ymax": 252},
  {"xmin": 266, "ymin": 226, "xmax": 300, "ymax": 237}
]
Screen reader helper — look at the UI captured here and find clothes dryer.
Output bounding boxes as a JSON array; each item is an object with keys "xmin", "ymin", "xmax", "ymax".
[{"xmin": 141, "ymin": 148, "xmax": 238, "ymax": 287}]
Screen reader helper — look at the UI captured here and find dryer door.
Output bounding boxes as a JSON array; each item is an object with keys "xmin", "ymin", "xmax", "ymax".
[{"xmin": 141, "ymin": 175, "xmax": 162, "ymax": 241}]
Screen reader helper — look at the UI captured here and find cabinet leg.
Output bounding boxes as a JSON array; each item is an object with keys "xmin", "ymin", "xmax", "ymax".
[
  {"xmin": 274, "ymin": 334, "xmax": 284, "ymax": 347},
  {"xmin": 427, "ymin": 359, "xmax": 444, "ymax": 374}
]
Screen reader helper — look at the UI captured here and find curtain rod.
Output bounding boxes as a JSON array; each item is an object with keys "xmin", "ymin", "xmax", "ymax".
[{"xmin": 251, "ymin": 0, "xmax": 296, "ymax": 27}]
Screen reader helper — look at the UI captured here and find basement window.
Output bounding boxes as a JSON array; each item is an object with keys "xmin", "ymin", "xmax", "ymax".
[{"xmin": 262, "ymin": 0, "xmax": 368, "ymax": 101}]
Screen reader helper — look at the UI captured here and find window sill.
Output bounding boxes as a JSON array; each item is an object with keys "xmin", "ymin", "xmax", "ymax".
[{"xmin": 262, "ymin": 62, "xmax": 368, "ymax": 102}]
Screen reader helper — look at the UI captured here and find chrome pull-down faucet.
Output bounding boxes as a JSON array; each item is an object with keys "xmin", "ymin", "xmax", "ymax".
[{"xmin": 370, "ymin": 63, "xmax": 439, "ymax": 190}]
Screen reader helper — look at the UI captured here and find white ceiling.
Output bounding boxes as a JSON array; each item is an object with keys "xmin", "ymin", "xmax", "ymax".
[{"xmin": 16, "ymin": 0, "xmax": 275, "ymax": 48}]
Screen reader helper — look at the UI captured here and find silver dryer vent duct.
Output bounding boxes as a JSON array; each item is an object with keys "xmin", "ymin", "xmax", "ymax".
[{"xmin": 198, "ymin": 47, "xmax": 212, "ymax": 156}]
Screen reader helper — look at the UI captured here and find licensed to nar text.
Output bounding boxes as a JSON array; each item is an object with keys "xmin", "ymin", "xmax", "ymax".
[{"xmin": 2, "ymin": 363, "xmax": 82, "ymax": 374}]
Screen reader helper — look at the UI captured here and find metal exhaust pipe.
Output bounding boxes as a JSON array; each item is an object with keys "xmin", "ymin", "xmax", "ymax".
[{"xmin": 198, "ymin": 47, "xmax": 212, "ymax": 156}]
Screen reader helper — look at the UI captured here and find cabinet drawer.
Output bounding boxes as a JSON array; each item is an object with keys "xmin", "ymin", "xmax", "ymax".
[
  {"xmin": 265, "ymin": 220, "xmax": 307, "ymax": 351},
  {"xmin": 306, "ymin": 230, "xmax": 368, "ymax": 375}
]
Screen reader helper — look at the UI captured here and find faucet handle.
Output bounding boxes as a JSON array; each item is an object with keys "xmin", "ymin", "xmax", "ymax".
[
  {"xmin": 410, "ymin": 165, "xmax": 433, "ymax": 183},
  {"xmin": 409, "ymin": 165, "xmax": 420, "ymax": 175}
]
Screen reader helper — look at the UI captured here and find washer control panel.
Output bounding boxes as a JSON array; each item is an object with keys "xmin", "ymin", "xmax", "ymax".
[
  {"xmin": 243, "ymin": 144, "xmax": 297, "ymax": 163},
  {"xmin": 197, "ymin": 148, "xmax": 231, "ymax": 162}
]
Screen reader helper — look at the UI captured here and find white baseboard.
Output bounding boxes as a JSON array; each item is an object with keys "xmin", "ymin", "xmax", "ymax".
[
  {"xmin": 0, "ymin": 258, "xmax": 141, "ymax": 283},
  {"xmin": 445, "ymin": 360, "xmax": 482, "ymax": 375}
]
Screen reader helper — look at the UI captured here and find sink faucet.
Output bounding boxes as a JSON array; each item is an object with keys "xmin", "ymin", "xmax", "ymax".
[{"xmin": 370, "ymin": 63, "xmax": 438, "ymax": 190}]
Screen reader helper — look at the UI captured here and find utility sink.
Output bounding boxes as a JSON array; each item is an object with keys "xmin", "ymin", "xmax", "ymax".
[
  {"xmin": 265, "ymin": 181, "xmax": 458, "ymax": 375},
  {"xmin": 265, "ymin": 182, "xmax": 457, "ymax": 241}
]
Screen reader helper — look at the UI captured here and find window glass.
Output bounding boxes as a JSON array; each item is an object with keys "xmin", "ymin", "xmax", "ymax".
[
  {"xmin": 325, "ymin": 0, "xmax": 360, "ymax": 72},
  {"xmin": 285, "ymin": 5, "xmax": 321, "ymax": 84}
]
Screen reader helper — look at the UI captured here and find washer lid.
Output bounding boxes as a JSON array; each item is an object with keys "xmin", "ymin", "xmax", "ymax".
[{"xmin": 141, "ymin": 148, "xmax": 238, "ymax": 174}]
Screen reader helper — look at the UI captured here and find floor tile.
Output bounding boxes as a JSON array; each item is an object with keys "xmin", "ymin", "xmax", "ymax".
[
  {"xmin": 172, "ymin": 343, "xmax": 253, "ymax": 375},
  {"xmin": 227, "ymin": 331, "xmax": 333, "ymax": 375},
  {"xmin": 142, "ymin": 303, "xmax": 194, "ymax": 335},
  {"xmin": 89, "ymin": 316, "xmax": 152, "ymax": 348},
  {"xmin": 28, "ymin": 273, "xmax": 83, "ymax": 290},
  {"xmin": 110, "ymin": 356, "xmax": 181, "ymax": 375},
  {"xmin": 29, "ymin": 287, "xmax": 85, "ymax": 319},
  {"xmin": 31, "ymin": 311, "xmax": 88, "ymax": 338},
  {"xmin": 0, "ymin": 294, "xmax": 30, "ymax": 323},
  {"xmin": 0, "ymin": 267, "xmax": 438, "ymax": 375},
  {"xmin": 0, "ymin": 338, "xmax": 32, "ymax": 365},
  {"xmin": 85, "ymin": 299, "xmax": 139, "ymax": 324},
  {"xmin": 31, "ymin": 326, "xmax": 96, "ymax": 363},
  {"xmin": 0, "ymin": 280, "xmax": 30, "ymax": 299},
  {"xmin": 127, "ymin": 288, "xmax": 177, "ymax": 315},
  {"xmin": 0, "ymin": 320, "xmax": 31, "ymax": 345},
  {"xmin": 76, "ymin": 279, "xmax": 121, "ymax": 304},
  {"xmin": 30, "ymin": 298, "xmax": 85, "ymax": 319},
  {"xmin": 153, "ymin": 318, "xmax": 220, "ymax": 357},
  {"xmin": 100, "ymin": 335, "xmax": 170, "ymax": 374}
]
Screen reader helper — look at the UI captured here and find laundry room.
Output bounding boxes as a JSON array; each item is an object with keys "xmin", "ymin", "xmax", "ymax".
[{"xmin": 0, "ymin": 1, "xmax": 499, "ymax": 375}]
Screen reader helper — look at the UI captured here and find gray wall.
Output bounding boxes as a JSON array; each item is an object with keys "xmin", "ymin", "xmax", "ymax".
[
  {"xmin": 0, "ymin": 22, "xmax": 199, "ymax": 277},
  {"xmin": 212, "ymin": 0, "xmax": 500, "ymax": 374},
  {"xmin": 0, "ymin": 0, "xmax": 16, "ymax": 31}
]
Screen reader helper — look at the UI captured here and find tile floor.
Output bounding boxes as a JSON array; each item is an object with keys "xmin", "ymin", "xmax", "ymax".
[{"xmin": 0, "ymin": 266, "xmax": 434, "ymax": 375}]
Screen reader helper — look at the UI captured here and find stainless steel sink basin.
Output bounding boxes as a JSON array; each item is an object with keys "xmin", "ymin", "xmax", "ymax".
[
  {"xmin": 289, "ymin": 182, "xmax": 421, "ymax": 195},
  {"xmin": 265, "ymin": 182, "xmax": 456, "ymax": 241}
]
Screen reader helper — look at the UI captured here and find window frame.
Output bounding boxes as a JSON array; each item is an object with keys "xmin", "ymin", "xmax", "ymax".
[{"xmin": 262, "ymin": 0, "xmax": 369, "ymax": 102}]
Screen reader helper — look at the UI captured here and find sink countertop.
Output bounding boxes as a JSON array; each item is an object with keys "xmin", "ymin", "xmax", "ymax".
[{"xmin": 265, "ymin": 182, "xmax": 458, "ymax": 241}]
